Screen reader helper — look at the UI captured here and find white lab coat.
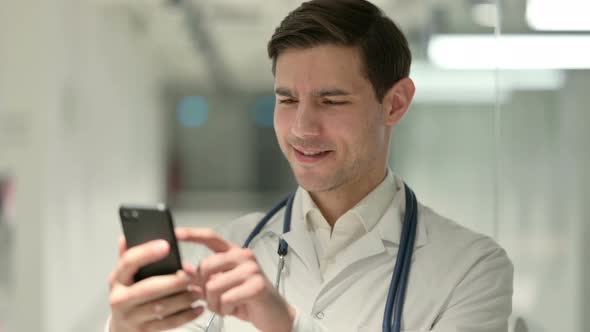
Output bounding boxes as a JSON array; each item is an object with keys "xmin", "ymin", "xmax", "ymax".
[
  {"xmin": 174, "ymin": 175, "xmax": 513, "ymax": 332},
  {"xmin": 108, "ymin": 175, "xmax": 513, "ymax": 332}
]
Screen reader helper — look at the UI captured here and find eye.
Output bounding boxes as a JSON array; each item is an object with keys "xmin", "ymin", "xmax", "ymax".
[
  {"xmin": 278, "ymin": 99, "xmax": 297, "ymax": 105},
  {"xmin": 323, "ymin": 99, "xmax": 349, "ymax": 105}
]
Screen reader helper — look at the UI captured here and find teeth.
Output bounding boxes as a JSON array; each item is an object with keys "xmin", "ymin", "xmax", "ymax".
[{"xmin": 302, "ymin": 151, "xmax": 324, "ymax": 156}]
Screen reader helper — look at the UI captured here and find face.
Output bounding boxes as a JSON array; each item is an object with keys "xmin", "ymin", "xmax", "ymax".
[{"xmin": 273, "ymin": 44, "xmax": 394, "ymax": 194}]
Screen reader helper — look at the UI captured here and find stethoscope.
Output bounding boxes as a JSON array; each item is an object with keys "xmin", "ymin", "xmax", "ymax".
[{"xmin": 205, "ymin": 183, "xmax": 418, "ymax": 332}]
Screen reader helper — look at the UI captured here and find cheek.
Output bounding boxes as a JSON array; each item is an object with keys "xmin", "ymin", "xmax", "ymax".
[
  {"xmin": 338, "ymin": 113, "xmax": 378, "ymax": 153},
  {"xmin": 273, "ymin": 110, "xmax": 291, "ymax": 147},
  {"xmin": 273, "ymin": 110, "xmax": 287, "ymax": 135},
  {"xmin": 332, "ymin": 113, "xmax": 366, "ymax": 141}
]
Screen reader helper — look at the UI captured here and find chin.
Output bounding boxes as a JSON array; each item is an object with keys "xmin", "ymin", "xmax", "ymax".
[{"xmin": 293, "ymin": 169, "xmax": 333, "ymax": 193}]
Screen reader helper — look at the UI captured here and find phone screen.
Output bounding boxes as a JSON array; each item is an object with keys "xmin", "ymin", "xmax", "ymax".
[{"xmin": 119, "ymin": 205, "xmax": 183, "ymax": 282}]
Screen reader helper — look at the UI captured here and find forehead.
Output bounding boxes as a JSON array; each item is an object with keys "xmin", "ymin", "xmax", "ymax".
[{"xmin": 274, "ymin": 44, "xmax": 369, "ymax": 93}]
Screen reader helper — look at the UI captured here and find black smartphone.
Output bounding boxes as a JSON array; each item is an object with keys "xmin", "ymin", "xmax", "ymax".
[{"xmin": 119, "ymin": 204, "xmax": 183, "ymax": 282}]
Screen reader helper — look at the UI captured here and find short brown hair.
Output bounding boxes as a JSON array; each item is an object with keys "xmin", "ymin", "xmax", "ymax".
[{"xmin": 267, "ymin": 0, "xmax": 412, "ymax": 101}]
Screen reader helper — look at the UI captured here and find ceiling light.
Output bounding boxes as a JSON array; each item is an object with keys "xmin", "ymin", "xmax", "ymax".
[
  {"xmin": 428, "ymin": 34, "xmax": 590, "ymax": 69},
  {"xmin": 527, "ymin": 0, "xmax": 590, "ymax": 31}
]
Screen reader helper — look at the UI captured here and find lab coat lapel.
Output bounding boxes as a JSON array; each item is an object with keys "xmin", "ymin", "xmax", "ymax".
[
  {"xmin": 377, "ymin": 178, "xmax": 429, "ymax": 248},
  {"xmin": 281, "ymin": 227, "xmax": 322, "ymax": 281},
  {"xmin": 280, "ymin": 190, "xmax": 323, "ymax": 284},
  {"xmin": 318, "ymin": 179, "xmax": 428, "ymax": 304},
  {"xmin": 318, "ymin": 202, "xmax": 400, "ymax": 291}
]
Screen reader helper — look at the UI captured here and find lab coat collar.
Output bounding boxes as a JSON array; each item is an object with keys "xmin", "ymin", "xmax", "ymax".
[
  {"xmin": 267, "ymin": 174, "xmax": 428, "ymax": 279},
  {"xmin": 320, "ymin": 175, "xmax": 428, "ymax": 287},
  {"xmin": 252, "ymin": 192, "xmax": 322, "ymax": 282},
  {"xmin": 300, "ymin": 170, "xmax": 397, "ymax": 235},
  {"xmin": 376, "ymin": 174, "xmax": 428, "ymax": 248},
  {"xmin": 317, "ymin": 175, "xmax": 429, "ymax": 301}
]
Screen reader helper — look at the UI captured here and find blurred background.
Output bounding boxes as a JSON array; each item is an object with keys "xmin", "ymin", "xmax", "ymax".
[{"xmin": 0, "ymin": 0, "xmax": 589, "ymax": 331}]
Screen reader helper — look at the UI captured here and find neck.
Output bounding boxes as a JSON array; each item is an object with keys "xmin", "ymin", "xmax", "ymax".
[{"xmin": 310, "ymin": 167, "xmax": 387, "ymax": 228}]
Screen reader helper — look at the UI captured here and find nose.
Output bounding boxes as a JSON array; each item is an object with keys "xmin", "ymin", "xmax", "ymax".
[{"xmin": 291, "ymin": 101, "xmax": 321, "ymax": 138}]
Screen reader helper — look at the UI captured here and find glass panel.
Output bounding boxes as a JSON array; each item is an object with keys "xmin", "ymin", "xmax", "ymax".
[
  {"xmin": 389, "ymin": 1, "xmax": 498, "ymax": 237},
  {"xmin": 496, "ymin": 0, "xmax": 590, "ymax": 330}
]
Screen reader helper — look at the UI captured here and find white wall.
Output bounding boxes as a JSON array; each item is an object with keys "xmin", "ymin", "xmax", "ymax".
[{"xmin": 0, "ymin": 1, "xmax": 167, "ymax": 331}]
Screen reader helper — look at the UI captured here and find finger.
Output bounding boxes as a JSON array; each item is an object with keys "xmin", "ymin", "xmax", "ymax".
[
  {"xmin": 109, "ymin": 236, "xmax": 127, "ymax": 288},
  {"xmin": 114, "ymin": 240, "xmax": 170, "ymax": 285},
  {"xmin": 205, "ymin": 260, "xmax": 260, "ymax": 314},
  {"xmin": 110, "ymin": 270, "xmax": 194, "ymax": 316},
  {"xmin": 219, "ymin": 274, "xmax": 268, "ymax": 310},
  {"xmin": 182, "ymin": 261, "xmax": 197, "ymax": 276},
  {"xmin": 199, "ymin": 249, "xmax": 255, "ymax": 283},
  {"xmin": 141, "ymin": 306, "xmax": 205, "ymax": 332},
  {"xmin": 118, "ymin": 235, "xmax": 127, "ymax": 257},
  {"xmin": 130, "ymin": 288, "xmax": 203, "ymax": 325},
  {"xmin": 124, "ymin": 270, "xmax": 193, "ymax": 307},
  {"xmin": 182, "ymin": 261, "xmax": 203, "ymax": 288},
  {"xmin": 175, "ymin": 227, "xmax": 235, "ymax": 253}
]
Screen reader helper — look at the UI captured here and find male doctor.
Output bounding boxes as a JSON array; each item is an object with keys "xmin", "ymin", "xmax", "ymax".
[{"xmin": 106, "ymin": 0, "xmax": 513, "ymax": 331}]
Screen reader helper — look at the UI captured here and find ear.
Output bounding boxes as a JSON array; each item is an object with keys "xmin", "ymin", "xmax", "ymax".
[{"xmin": 382, "ymin": 77, "xmax": 415, "ymax": 127}]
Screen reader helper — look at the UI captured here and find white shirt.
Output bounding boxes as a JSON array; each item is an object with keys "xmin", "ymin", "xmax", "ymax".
[
  {"xmin": 301, "ymin": 171, "xmax": 396, "ymax": 279},
  {"xmin": 110, "ymin": 173, "xmax": 513, "ymax": 331}
]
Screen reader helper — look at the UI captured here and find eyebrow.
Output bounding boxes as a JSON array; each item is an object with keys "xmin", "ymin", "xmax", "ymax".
[
  {"xmin": 313, "ymin": 88, "xmax": 352, "ymax": 97},
  {"xmin": 275, "ymin": 87, "xmax": 294, "ymax": 97},
  {"xmin": 274, "ymin": 87, "xmax": 352, "ymax": 98}
]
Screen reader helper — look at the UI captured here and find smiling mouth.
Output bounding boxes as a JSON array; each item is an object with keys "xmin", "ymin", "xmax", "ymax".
[{"xmin": 291, "ymin": 146, "xmax": 333, "ymax": 163}]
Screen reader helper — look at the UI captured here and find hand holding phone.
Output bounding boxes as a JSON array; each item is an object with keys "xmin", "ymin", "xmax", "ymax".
[
  {"xmin": 119, "ymin": 204, "xmax": 183, "ymax": 281},
  {"xmin": 109, "ymin": 204, "xmax": 203, "ymax": 332}
]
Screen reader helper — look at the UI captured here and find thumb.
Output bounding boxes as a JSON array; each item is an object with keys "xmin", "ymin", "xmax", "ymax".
[{"xmin": 118, "ymin": 235, "xmax": 127, "ymax": 257}]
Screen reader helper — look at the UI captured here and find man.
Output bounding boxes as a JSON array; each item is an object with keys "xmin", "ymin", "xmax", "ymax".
[{"xmin": 107, "ymin": 0, "xmax": 513, "ymax": 331}]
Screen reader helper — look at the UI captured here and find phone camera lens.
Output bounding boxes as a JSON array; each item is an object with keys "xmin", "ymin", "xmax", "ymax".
[{"xmin": 131, "ymin": 210, "xmax": 139, "ymax": 218}]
